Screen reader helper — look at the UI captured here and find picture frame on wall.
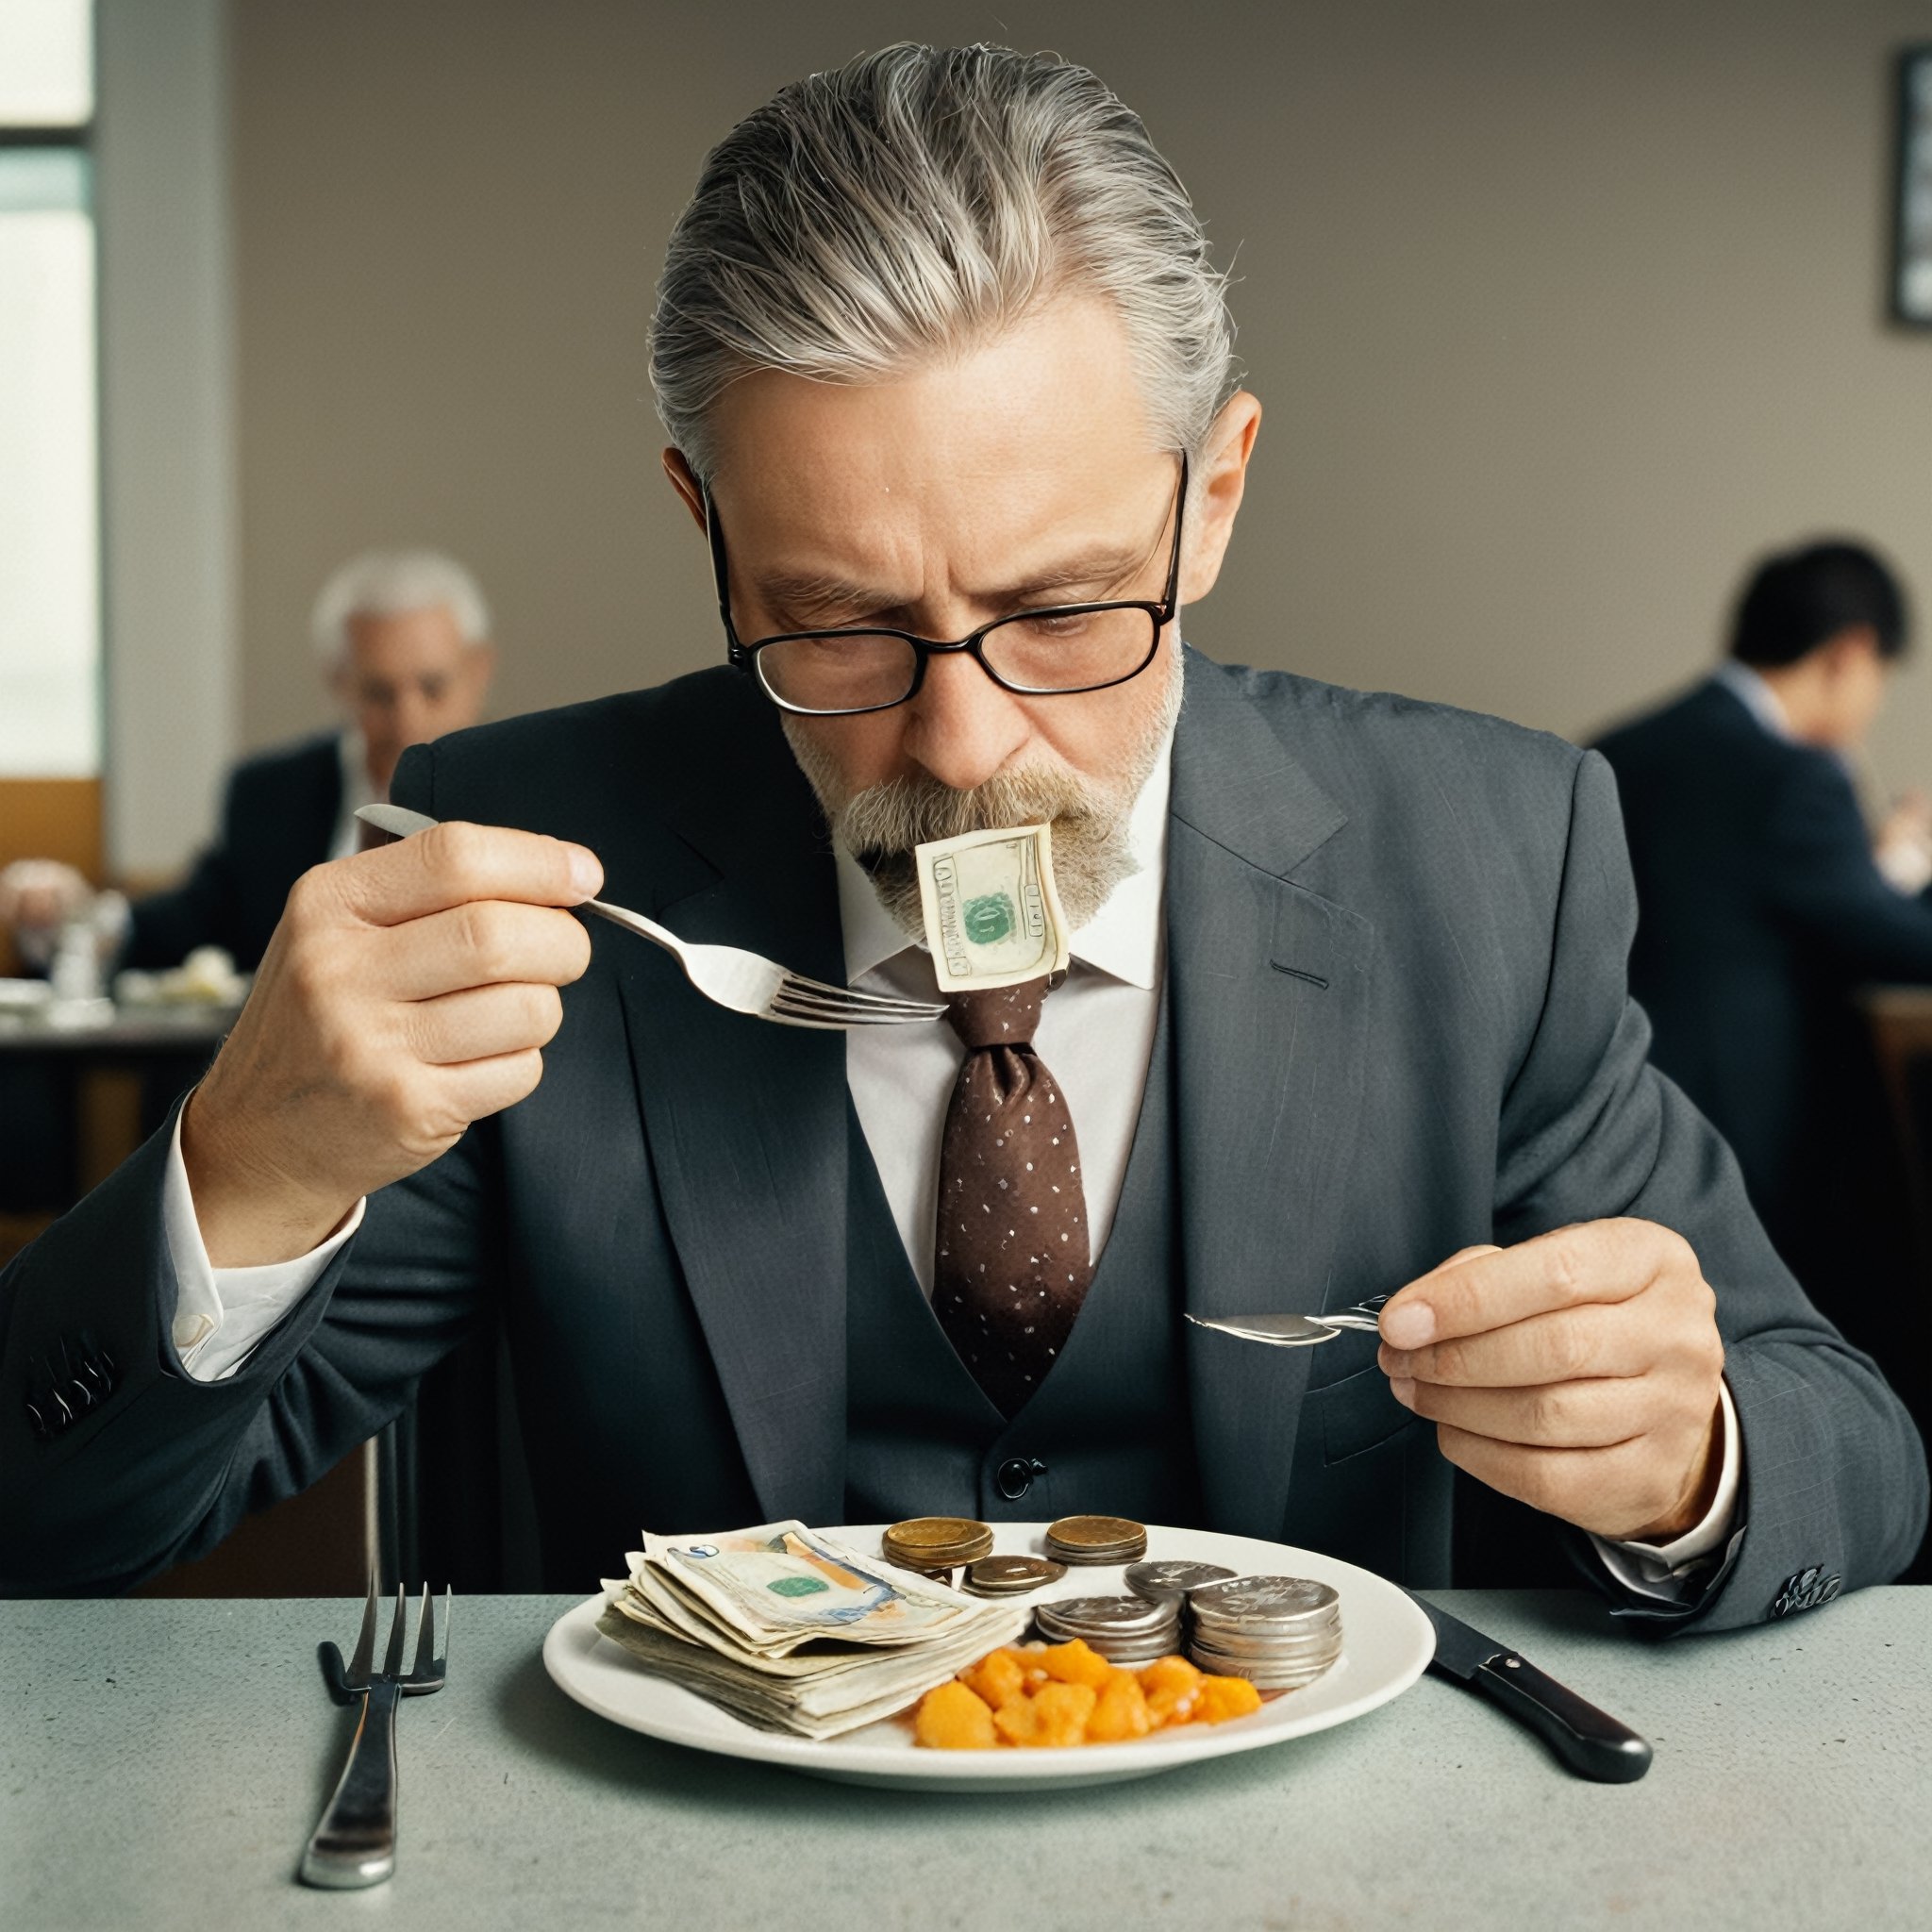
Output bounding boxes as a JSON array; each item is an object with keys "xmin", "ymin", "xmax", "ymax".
[{"xmin": 1892, "ymin": 44, "xmax": 1932, "ymax": 326}]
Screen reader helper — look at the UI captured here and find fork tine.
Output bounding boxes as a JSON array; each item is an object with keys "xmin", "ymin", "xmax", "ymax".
[
  {"xmin": 774, "ymin": 980, "xmax": 944, "ymax": 1024},
  {"xmin": 410, "ymin": 1583, "xmax": 436, "ymax": 1680},
  {"xmin": 772, "ymin": 995, "xmax": 933, "ymax": 1028},
  {"xmin": 781, "ymin": 975, "xmax": 946, "ymax": 1015},
  {"xmin": 437, "ymin": 1587, "xmax": 452, "ymax": 1670},
  {"xmin": 778, "ymin": 988, "xmax": 945, "ymax": 1022},
  {"xmin": 382, "ymin": 1582, "xmax": 408, "ymax": 1679},
  {"xmin": 347, "ymin": 1571, "xmax": 379, "ymax": 1683}
]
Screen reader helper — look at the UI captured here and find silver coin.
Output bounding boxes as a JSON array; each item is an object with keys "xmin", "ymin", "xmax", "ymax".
[
  {"xmin": 1187, "ymin": 1575, "xmax": 1340, "ymax": 1625},
  {"xmin": 1189, "ymin": 1634, "xmax": 1341, "ymax": 1661},
  {"xmin": 1035, "ymin": 1594, "xmax": 1179, "ymax": 1641},
  {"xmin": 1190, "ymin": 1646, "xmax": 1340, "ymax": 1690},
  {"xmin": 1044, "ymin": 1539, "xmax": 1148, "ymax": 1567},
  {"xmin": 960, "ymin": 1555, "xmax": 1067, "ymax": 1597},
  {"xmin": 1124, "ymin": 1560, "xmax": 1237, "ymax": 1603}
]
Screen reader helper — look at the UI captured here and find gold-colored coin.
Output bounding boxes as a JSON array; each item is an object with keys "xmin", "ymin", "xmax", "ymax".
[
  {"xmin": 1046, "ymin": 1514, "xmax": 1145, "ymax": 1550},
  {"xmin": 881, "ymin": 1516, "xmax": 994, "ymax": 1570},
  {"xmin": 886, "ymin": 1516, "xmax": 990, "ymax": 1552}
]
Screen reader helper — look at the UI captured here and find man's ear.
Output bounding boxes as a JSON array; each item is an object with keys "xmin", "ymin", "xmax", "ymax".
[
  {"xmin": 1180, "ymin": 391, "xmax": 1262, "ymax": 607},
  {"xmin": 663, "ymin": 447, "xmax": 708, "ymax": 531},
  {"xmin": 468, "ymin": 641, "xmax": 498, "ymax": 694}
]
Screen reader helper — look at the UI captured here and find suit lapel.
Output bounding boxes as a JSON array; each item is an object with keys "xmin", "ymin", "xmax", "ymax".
[
  {"xmin": 1170, "ymin": 655, "xmax": 1374, "ymax": 1540},
  {"xmin": 610, "ymin": 712, "xmax": 849, "ymax": 1526}
]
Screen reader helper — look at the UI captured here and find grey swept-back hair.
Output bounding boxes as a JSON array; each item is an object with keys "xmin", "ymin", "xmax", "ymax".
[
  {"xmin": 309, "ymin": 549, "xmax": 491, "ymax": 664},
  {"xmin": 649, "ymin": 43, "xmax": 1238, "ymax": 480}
]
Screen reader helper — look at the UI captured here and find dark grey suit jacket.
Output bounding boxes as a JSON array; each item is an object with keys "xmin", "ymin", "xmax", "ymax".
[{"xmin": 5, "ymin": 654, "xmax": 1924, "ymax": 1622}]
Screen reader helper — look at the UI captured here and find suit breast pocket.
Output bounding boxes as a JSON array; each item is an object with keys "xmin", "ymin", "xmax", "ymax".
[{"xmin": 1311, "ymin": 1360, "xmax": 1418, "ymax": 1465}]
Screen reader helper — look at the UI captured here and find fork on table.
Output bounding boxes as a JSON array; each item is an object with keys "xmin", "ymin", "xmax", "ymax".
[
  {"xmin": 357, "ymin": 803, "xmax": 946, "ymax": 1030},
  {"xmin": 299, "ymin": 1578, "xmax": 450, "ymax": 1890},
  {"xmin": 1185, "ymin": 1294, "xmax": 1392, "ymax": 1348}
]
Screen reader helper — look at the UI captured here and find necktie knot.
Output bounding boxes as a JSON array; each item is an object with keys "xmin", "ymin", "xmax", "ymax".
[{"xmin": 944, "ymin": 978, "xmax": 1048, "ymax": 1051}]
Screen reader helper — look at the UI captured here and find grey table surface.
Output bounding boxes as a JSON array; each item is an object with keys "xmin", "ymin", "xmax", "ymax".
[{"xmin": 5, "ymin": 1587, "xmax": 1926, "ymax": 1932}]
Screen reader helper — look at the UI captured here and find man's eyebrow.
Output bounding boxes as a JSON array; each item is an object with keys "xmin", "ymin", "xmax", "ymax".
[{"xmin": 750, "ymin": 545, "xmax": 1147, "ymax": 626}]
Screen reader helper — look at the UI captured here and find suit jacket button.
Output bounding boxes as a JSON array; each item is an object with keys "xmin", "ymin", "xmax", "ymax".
[{"xmin": 996, "ymin": 1457, "xmax": 1045, "ymax": 1502}]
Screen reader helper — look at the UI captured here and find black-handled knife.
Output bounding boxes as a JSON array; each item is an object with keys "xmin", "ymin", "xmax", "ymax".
[{"xmin": 1415, "ymin": 1596, "xmax": 1653, "ymax": 1783}]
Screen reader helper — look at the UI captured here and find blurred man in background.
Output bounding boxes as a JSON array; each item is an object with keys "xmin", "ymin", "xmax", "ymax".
[
  {"xmin": 1593, "ymin": 540, "xmax": 1930, "ymax": 1378},
  {"xmin": 0, "ymin": 548, "xmax": 495, "ymax": 974}
]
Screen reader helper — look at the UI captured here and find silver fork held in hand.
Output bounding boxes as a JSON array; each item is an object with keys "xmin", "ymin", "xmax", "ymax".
[
  {"xmin": 356, "ymin": 803, "xmax": 945, "ymax": 1030},
  {"xmin": 1184, "ymin": 1294, "xmax": 1392, "ymax": 1349},
  {"xmin": 301, "ymin": 1578, "xmax": 450, "ymax": 1890}
]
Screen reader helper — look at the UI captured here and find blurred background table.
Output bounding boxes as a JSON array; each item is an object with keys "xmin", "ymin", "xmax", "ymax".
[
  {"xmin": 0, "ymin": 995, "xmax": 235, "ymax": 1241},
  {"xmin": 4, "ymin": 1586, "xmax": 1925, "ymax": 1931}
]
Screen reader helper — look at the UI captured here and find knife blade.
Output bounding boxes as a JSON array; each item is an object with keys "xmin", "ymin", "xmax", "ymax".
[{"xmin": 1414, "ymin": 1595, "xmax": 1653, "ymax": 1783}]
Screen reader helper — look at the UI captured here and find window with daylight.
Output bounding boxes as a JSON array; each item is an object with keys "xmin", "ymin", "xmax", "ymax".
[{"xmin": 0, "ymin": 0, "xmax": 99, "ymax": 775}]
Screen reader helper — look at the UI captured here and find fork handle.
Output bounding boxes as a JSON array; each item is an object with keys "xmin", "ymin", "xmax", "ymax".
[{"xmin": 299, "ymin": 1677, "xmax": 400, "ymax": 1889}]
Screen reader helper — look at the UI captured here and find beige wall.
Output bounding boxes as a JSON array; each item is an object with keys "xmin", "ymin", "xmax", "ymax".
[{"xmin": 229, "ymin": 0, "xmax": 1932, "ymax": 806}]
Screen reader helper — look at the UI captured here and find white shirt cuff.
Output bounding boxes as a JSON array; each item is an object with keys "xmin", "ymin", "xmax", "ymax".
[
  {"xmin": 1591, "ymin": 1377, "xmax": 1741, "ymax": 1596},
  {"xmin": 161, "ymin": 1106, "xmax": 364, "ymax": 1382},
  {"xmin": 1876, "ymin": 838, "xmax": 1932, "ymax": 896}
]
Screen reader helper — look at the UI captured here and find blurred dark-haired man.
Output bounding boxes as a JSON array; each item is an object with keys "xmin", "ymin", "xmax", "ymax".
[{"xmin": 1594, "ymin": 540, "xmax": 1932, "ymax": 1383}]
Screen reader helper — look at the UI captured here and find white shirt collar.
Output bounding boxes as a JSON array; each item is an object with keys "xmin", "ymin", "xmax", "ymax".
[
  {"xmin": 1711, "ymin": 661, "xmax": 1795, "ymax": 742},
  {"xmin": 835, "ymin": 729, "xmax": 1174, "ymax": 992}
]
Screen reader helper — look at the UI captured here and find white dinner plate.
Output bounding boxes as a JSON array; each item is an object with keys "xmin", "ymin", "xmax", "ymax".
[{"xmin": 541, "ymin": 1522, "xmax": 1433, "ymax": 1790}]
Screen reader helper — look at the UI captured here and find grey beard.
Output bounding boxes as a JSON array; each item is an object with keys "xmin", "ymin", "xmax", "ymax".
[{"xmin": 783, "ymin": 647, "xmax": 1184, "ymax": 941}]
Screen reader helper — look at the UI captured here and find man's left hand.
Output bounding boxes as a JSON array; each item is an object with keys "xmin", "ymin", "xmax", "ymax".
[{"xmin": 1376, "ymin": 1220, "xmax": 1726, "ymax": 1543}]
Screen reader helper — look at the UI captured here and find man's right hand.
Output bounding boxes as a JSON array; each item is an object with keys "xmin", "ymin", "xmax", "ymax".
[{"xmin": 181, "ymin": 821, "xmax": 601, "ymax": 1267}]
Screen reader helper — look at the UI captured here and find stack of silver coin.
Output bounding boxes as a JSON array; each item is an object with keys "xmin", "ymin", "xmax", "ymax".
[
  {"xmin": 1185, "ymin": 1575, "xmax": 1342, "ymax": 1689},
  {"xmin": 1033, "ymin": 1593, "xmax": 1180, "ymax": 1664},
  {"xmin": 1123, "ymin": 1559, "xmax": 1236, "ymax": 1607}
]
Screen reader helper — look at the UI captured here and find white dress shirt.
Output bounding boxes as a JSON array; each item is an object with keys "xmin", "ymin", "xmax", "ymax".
[
  {"xmin": 326, "ymin": 728, "xmax": 383, "ymax": 862},
  {"xmin": 160, "ymin": 728, "xmax": 1740, "ymax": 1597}
]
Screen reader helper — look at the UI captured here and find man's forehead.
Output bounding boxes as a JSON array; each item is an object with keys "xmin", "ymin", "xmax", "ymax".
[{"xmin": 707, "ymin": 298, "xmax": 1159, "ymax": 515}]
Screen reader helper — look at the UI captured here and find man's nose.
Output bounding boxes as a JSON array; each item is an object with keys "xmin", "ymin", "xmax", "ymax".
[
  {"xmin": 899, "ymin": 648, "xmax": 1031, "ymax": 791},
  {"xmin": 391, "ymin": 690, "xmax": 438, "ymax": 747}
]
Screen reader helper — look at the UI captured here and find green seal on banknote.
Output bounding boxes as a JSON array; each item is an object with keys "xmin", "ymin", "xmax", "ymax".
[{"xmin": 963, "ymin": 892, "xmax": 1016, "ymax": 944}]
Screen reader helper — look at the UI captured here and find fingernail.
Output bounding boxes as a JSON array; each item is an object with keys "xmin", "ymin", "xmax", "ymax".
[
  {"xmin": 568, "ymin": 849, "xmax": 603, "ymax": 900},
  {"xmin": 1381, "ymin": 1302, "xmax": 1435, "ymax": 1348},
  {"xmin": 1389, "ymin": 1376, "xmax": 1416, "ymax": 1407}
]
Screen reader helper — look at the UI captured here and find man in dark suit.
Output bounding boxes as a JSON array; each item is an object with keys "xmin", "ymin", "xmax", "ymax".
[
  {"xmin": 4, "ymin": 47, "xmax": 1923, "ymax": 1628},
  {"xmin": 0, "ymin": 549, "xmax": 496, "ymax": 974},
  {"xmin": 1593, "ymin": 543, "xmax": 1932, "ymax": 1347}
]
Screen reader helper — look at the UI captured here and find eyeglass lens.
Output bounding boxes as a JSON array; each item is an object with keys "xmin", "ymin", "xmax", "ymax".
[{"xmin": 754, "ymin": 605, "xmax": 1161, "ymax": 713}]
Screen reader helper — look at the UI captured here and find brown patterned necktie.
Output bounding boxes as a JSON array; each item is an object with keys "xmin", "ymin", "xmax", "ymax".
[{"xmin": 933, "ymin": 977, "xmax": 1091, "ymax": 1416}]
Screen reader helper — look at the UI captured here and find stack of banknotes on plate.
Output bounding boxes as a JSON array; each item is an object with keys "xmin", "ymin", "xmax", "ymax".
[{"xmin": 597, "ymin": 1522, "xmax": 1031, "ymax": 1739}]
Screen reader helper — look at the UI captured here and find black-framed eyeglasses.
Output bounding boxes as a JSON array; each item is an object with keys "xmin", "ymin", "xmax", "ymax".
[{"xmin": 702, "ymin": 453, "xmax": 1188, "ymax": 717}]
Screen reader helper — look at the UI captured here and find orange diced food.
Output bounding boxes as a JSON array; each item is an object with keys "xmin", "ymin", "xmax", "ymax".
[
  {"xmin": 1035, "ymin": 1639, "xmax": 1114, "ymax": 1690},
  {"xmin": 914, "ymin": 1679, "xmax": 998, "ymax": 1750},
  {"xmin": 960, "ymin": 1647, "xmax": 1029, "ymax": 1709},
  {"xmin": 913, "ymin": 1640, "xmax": 1274, "ymax": 1749},
  {"xmin": 1085, "ymin": 1668, "xmax": 1153, "ymax": 1742},
  {"xmin": 1138, "ymin": 1654, "xmax": 1205, "ymax": 1727},
  {"xmin": 1029, "ymin": 1680, "xmax": 1098, "ymax": 1747},
  {"xmin": 991, "ymin": 1690, "xmax": 1041, "ymax": 1746},
  {"xmin": 1197, "ymin": 1674, "xmax": 1264, "ymax": 1724}
]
